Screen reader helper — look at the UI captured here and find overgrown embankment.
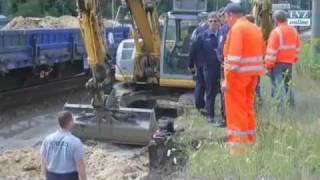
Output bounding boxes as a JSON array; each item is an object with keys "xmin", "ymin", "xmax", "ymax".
[{"xmin": 171, "ymin": 40, "xmax": 320, "ymax": 179}]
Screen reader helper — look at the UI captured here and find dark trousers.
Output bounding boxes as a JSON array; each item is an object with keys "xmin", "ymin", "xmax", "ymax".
[
  {"xmin": 203, "ymin": 65, "xmax": 222, "ymax": 119},
  {"xmin": 195, "ymin": 66, "xmax": 205, "ymax": 110},
  {"xmin": 256, "ymin": 77, "xmax": 261, "ymax": 98},
  {"xmin": 220, "ymin": 65, "xmax": 226, "ymax": 122},
  {"xmin": 46, "ymin": 171, "xmax": 79, "ymax": 180}
]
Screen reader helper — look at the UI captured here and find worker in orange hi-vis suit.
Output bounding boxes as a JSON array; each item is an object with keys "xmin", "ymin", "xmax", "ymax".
[
  {"xmin": 222, "ymin": 3, "xmax": 266, "ymax": 155},
  {"xmin": 265, "ymin": 10, "xmax": 301, "ymax": 112}
]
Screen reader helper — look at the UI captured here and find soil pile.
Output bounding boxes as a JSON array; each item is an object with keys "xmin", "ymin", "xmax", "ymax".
[
  {"xmin": 2, "ymin": 16, "xmax": 120, "ymax": 30},
  {"xmin": 38, "ymin": 16, "xmax": 80, "ymax": 28},
  {"xmin": 1, "ymin": 16, "xmax": 40, "ymax": 30},
  {"xmin": 0, "ymin": 143, "xmax": 148, "ymax": 180}
]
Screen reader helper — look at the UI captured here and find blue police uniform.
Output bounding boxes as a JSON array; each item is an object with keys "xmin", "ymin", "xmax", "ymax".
[
  {"xmin": 189, "ymin": 23, "xmax": 208, "ymax": 110},
  {"xmin": 217, "ymin": 23, "xmax": 229, "ymax": 122},
  {"xmin": 198, "ymin": 28, "xmax": 222, "ymax": 120},
  {"xmin": 217, "ymin": 23, "xmax": 229, "ymax": 61}
]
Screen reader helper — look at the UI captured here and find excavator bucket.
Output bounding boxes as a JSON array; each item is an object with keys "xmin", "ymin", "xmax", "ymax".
[{"xmin": 64, "ymin": 103, "xmax": 157, "ymax": 145}]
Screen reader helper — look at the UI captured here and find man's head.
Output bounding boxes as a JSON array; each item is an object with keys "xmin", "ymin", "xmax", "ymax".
[
  {"xmin": 273, "ymin": 10, "xmax": 288, "ymax": 25},
  {"xmin": 245, "ymin": 14, "xmax": 255, "ymax": 24},
  {"xmin": 207, "ymin": 12, "xmax": 220, "ymax": 31},
  {"xmin": 199, "ymin": 12, "xmax": 208, "ymax": 24},
  {"xmin": 223, "ymin": 3, "xmax": 244, "ymax": 27},
  {"xmin": 58, "ymin": 111, "xmax": 74, "ymax": 131}
]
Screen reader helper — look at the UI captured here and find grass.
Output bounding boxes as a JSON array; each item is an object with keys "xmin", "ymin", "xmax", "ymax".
[{"xmin": 172, "ymin": 42, "xmax": 320, "ymax": 180}]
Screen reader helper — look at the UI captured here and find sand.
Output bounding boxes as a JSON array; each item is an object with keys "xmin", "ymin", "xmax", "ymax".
[
  {"xmin": 0, "ymin": 143, "xmax": 148, "ymax": 180},
  {"xmin": 2, "ymin": 15, "xmax": 120, "ymax": 30}
]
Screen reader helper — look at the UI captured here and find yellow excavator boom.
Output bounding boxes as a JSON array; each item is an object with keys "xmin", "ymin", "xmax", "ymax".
[
  {"xmin": 252, "ymin": 0, "xmax": 274, "ymax": 41},
  {"xmin": 76, "ymin": 0, "xmax": 113, "ymax": 107},
  {"xmin": 125, "ymin": 0, "xmax": 161, "ymax": 83}
]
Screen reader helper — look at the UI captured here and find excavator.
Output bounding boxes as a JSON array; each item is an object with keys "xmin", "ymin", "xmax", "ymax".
[
  {"xmin": 65, "ymin": 0, "xmax": 274, "ymax": 146},
  {"xmin": 251, "ymin": 0, "xmax": 273, "ymax": 41},
  {"xmin": 65, "ymin": 0, "xmax": 207, "ymax": 145}
]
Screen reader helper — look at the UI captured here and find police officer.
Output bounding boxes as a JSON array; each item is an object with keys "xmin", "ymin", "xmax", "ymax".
[
  {"xmin": 217, "ymin": 11, "xmax": 229, "ymax": 126},
  {"xmin": 188, "ymin": 13, "xmax": 208, "ymax": 113},
  {"xmin": 41, "ymin": 111, "xmax": 87, "ymax": 180},
  {"xmin": 198, "ymin": 12, "xmax": 224, "ymax": 125}
]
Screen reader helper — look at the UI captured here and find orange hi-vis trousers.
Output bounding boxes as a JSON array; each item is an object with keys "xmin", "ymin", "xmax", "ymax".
[{"xmin": 224, "ymin": 72, "xmax": 258, "ymax": 144}]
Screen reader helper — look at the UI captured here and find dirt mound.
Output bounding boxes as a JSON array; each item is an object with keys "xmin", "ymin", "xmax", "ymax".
[
  {"xmin": 2, "ymin": 15, "xmax": 79, "ymax": 30},
  {"xmin": 38, "ymin": 16, "xmax": 80, "ymax": 28},
  {"xmin": 0, "ymin": 143, "xmax": 148, "ymax": 180},
  {"xmin": 2, "ymin": 16, "xmax": 120, "ymax": 30},
  {"xmin": 1, "ymin": 16, "xmax": 40, "ymax": 30}
]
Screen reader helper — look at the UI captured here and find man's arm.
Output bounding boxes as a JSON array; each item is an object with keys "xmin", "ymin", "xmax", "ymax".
[
  {"xmin": 74, "ymin": 140, "xmax": 86, "ymax": 180},
  {"xmin": 188, "ymin": 29, "xmax": 200, "ymax": 71},
  {"xmin": 40, "ymin": 141, "xmax": 47, "ymax": 176},
  {"xmin": 76, "ymin": 160, "xmax": 87, "ymax": 180},
  {"xmin": 265, "ymin": 30, "xmax": 279, "ymax": 69},
  {"xmin": 295, "ymin": 31, "xmax": 301, "ymax": 63}
]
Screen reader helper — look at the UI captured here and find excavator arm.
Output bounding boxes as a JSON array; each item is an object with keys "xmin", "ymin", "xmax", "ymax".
[
  {"xmin": 76, "ymin": 0, "xmax": 161, "ymax": 107},
  {"xmin": 125, "ymin": 0, "xmax": 161, "ymax": 83},
  {"xmin": 252, "ymin": 0, "xmax": 273, "ymax": 41},
  {"xmin": 76, "ymin": 0, "xmax": 113, "ymax": 107}
]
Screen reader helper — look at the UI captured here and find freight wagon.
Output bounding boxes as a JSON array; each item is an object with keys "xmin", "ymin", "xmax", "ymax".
[{"xmin": 0, "ymin": 26, "xmax": 130, "ymax": 92}]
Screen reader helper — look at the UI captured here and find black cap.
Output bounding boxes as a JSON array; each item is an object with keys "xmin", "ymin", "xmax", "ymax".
[{"xmin": 223, "ymin": 3, "xmax": 244, "ymax": 14}]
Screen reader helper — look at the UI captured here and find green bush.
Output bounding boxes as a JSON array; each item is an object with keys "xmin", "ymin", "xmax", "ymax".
[{"xmin": 296, "ymin": 39, "xmax": 320, "ymax": 79}]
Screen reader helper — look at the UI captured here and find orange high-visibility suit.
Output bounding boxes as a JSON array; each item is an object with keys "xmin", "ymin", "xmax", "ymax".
[
  {"xmin": 224, "ymin": 17, "xmax": 266, "ymax": 144},
  {"xmin": 265, "ymin": 22, "xmax": 301, "ymax": 68}
]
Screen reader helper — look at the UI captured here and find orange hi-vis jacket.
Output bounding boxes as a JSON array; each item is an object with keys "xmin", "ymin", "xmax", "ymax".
[
  {"xmin": 265, "ymin": 22, "xmax": 301, "ymax": 69},
  {"xmin": 224, "ymin": 17, "xmax": 266, "ymax": 76}
]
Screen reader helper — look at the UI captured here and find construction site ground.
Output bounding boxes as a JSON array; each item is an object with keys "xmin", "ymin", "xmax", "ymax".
[
  {"xmin": 0, "ymin": 89, "xmax": 149, "ymax": 180},
  {"xmin": 1, "ymin": 71, "xmax": 319, "ymax": 180}
]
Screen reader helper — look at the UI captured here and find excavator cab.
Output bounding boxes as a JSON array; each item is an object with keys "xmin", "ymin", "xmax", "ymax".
[
  {"xmin": 160, "ymin": 12, "xmax": 199, "ymax": 87},
  {"xmin": 116, "ymin": 3, "xmax": 206, "ymax": 89}
]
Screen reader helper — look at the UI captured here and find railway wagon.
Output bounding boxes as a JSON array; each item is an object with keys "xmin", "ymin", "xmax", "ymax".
[{"xmin": 0, "ymin": 26, "xmax": 130, "ymax": 92}]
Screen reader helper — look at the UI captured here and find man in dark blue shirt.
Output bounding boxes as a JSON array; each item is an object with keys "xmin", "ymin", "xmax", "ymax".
[
  {"xmin": 188, "ymin": 16, "xmax": 208, "ymax": 113},
  {"xmin": 194, "ymin": 12, "xmax": 224, "ymax": 125},
  {"xmin": 217, "ymin": 13, "xmax": 230, "ymax": 126}
]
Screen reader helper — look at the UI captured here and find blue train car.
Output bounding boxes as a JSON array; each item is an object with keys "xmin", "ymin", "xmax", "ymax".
[{"xmin": 0, "ymin": 26, "xmax": 130, "ymax": 92}]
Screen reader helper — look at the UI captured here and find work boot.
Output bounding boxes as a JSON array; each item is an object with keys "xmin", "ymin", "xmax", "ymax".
[
  {"xmin": 212, "ymin": 120, "xmax": 226, "ymax": 128},
  {"xmin": 199, "ymin": 109, "xmax": 206, "ymax": 116},
  {"xmin": 207, "ymin": 117, "xmax": 214, "ymax": 123},
  {"xmin": 212, "ymin": 116, "xmax": 226, "ymax": 128}
]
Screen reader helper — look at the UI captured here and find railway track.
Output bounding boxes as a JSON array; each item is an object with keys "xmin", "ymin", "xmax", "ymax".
[{"xmin": 0, "ymin": 73, "xmax": 89, "ymax": 109}]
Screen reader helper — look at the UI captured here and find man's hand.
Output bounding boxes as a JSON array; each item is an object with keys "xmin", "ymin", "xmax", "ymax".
[
  {"xmin": 266, "ymin": 68, "xmax": 273, "ymax": 77},
  {"xmin": 77, "ymin": 160, "xmax": 87, "ymax": 180},
  {"xmin": 40, "ymin": 157, "xmax": 47, "ymax": 177},
  {"xmin": 188, "ymin": 67, "xmax": 195, "ymax": 75},
  {"xmin": 221, "ymin": 80, "xmax": 228, "ymax": 92}
]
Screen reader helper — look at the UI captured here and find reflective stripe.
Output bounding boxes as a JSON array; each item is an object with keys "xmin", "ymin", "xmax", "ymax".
[
  {"xmin": 224, "ymin": 64, "xmax": 240, "ymax": 71},
  {"xmin": 225, "ymin": 64, "xmax": 266, "ymax": 72},
  {"xmin": 241, "ymin": 56, "xmax": 264, "ymax": 63},
  {"xmin": 227, "ymin": 142, "xmax": 255, "ymax": 147},
  {"xmin": 265, "ymin": 55, "xmax": 276, "ymax": 61},
  {"xmin": 267, "ymin": 48, "xmax": 277, "ymax": 54},
  {"xmin": 275, "ymin": 27, "xmax": 298, "ymax": 50},
  {"xmin": 226, "ymin": 56, "xmax": 264, "ymax": 63},
  {"xmin": 227, "ymin": 55, "xmax": 241, "ymax": 62},
  {"xmin": 238, "ymin": 65, "xmax": 265, "ymax": 72},
  {"xmin": 228, "ymin": 130, "xmax": 256, "ymax": 137}
]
